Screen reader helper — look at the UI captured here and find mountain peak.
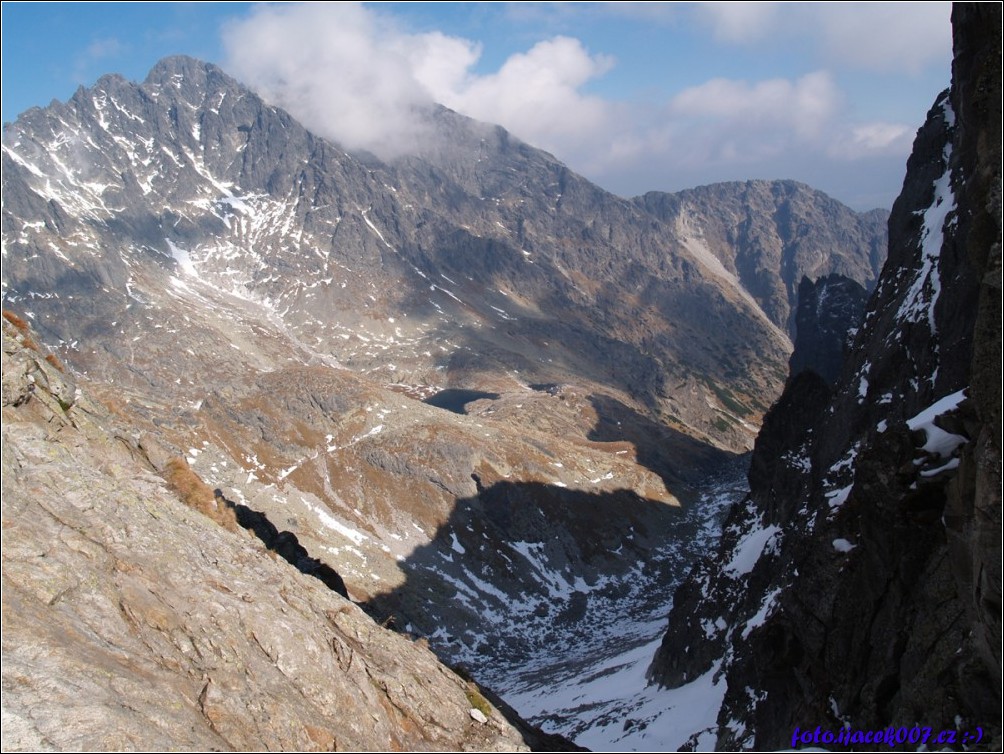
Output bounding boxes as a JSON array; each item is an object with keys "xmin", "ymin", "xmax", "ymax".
[{"xmin": 144, "ymin": 53, "xmax": 216, "ymax": 80}]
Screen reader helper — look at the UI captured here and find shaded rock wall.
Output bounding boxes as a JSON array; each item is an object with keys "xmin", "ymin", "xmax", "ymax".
[
  {"xmin": 647, "ymin": 4, "xmax": 1002, "ymax": 749},
  {"xmin": 787, "ymin": 274, "xmax": 869, "ymax": 386}
]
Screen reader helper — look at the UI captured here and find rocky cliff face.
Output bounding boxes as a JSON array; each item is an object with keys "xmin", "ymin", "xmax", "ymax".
[
  {"xmin": 636, "ymin": 180, "xmax": 887, "ymax": 337},
  {"xmin": 1, "ymin": 314, "xmax": 542, "ymax": 751},
  {"xmin": 787, "ymin": 274, "xmax": 869, "ymax": 386},
  {"xmin": 647, "ymin": 4, "xmax": 1001, "ymax": 749}
]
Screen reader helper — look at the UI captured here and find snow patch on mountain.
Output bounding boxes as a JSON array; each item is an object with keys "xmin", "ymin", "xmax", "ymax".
[
  {"xmin": 906, "ymin": 388, "xmax": 968, "ymax": 457},
  {"xmin": 898, "ymin": 99, "xmax": 956, "ymax": 333},
  {"xmin": 166, "ymin": 239, "xmax": 197, "ymax": 276},
  {"xmin": 725, "ymin": 523, "xmax": 781, "ymax": 578},
  {"xmin": 491, "ymin": 472, "xmax": 745, "ymax": 748}
]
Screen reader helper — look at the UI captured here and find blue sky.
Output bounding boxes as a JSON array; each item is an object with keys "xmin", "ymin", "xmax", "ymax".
[{"xmin": 1, "ymin": 2, "xmax": 953, "ymax": 210}]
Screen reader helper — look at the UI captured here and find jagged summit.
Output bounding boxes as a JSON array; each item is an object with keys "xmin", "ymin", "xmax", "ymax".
[
  {"xmin": 1, "ymin": 53, "xmax": 885, "ymax": 452},
  {"xmin": 145, "ymin": 52, "xmax": 221, "ymax": 77}
]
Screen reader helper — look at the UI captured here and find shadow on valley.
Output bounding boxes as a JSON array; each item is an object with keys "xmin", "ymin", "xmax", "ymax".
[
  {"xmin": 359, "ymin": 389, "xmax": 749, "ymax": 746},
  {"xmin": 586, "ymin": 392, "xmax": 735, "ymax": 491},
  {"xmin": 213, "ymin": 488, "xmax": 349, "ymax": 598},
  {"xmin": 363, "ymin": 475, "xmax": 707, "ymax": 686},
  {"xmin": 361, "ymin": 480, "xmax": 648, "ymax": 751}
]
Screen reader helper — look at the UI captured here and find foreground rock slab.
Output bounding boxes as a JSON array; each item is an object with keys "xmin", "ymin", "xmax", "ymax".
[{"xmin": 1, "ymin": 318, "xmax": 531, "ymax": 752}]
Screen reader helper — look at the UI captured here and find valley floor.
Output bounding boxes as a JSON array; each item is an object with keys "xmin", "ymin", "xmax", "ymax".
[{"xmin": 488, "ymin": 469, "xmax": 747, "ymax": 750}]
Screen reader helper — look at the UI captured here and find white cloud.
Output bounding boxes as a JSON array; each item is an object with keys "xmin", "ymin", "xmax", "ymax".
[
  {"xmin": 669, "ymin": 71, "xmax": 839, "ymax": 141},
  {"xmin": 222, "ymin": 3, "xmax": 615, "ymax": 159},
  {"xmin": 694, "ymin": 2, "xmax": 951, "ymax": 74},
  {"xmin": 575, "ymin": 69, "xmax": 915, "ymax": 208},
  {"xmin": 697, "ymin": 2, "xmax": 780, "ymax": 43},
  {"xmin": 813, "ymin": 3, "xmax": 952, "ymax": 74},
  {"xmin": 400, "ymin": 31, "xmax": 481, "ymax": 97},
  {"xmin": 430, "ymin": 36, "xmax": 616, "ymax": 156},
  {"xmin": 222, "ymin": 3, "xmax": 439, "ymax": 156},
  {"xmin": 221, "ymin": 2, "xmax": 923, "ymax": 210},
  {"xmin": 599, "ymin": 71, "xmax": 851, "ymax": 176},
  {"xmin": 828, "ymin": 122, "xmax": 915, "ymax": 159}
]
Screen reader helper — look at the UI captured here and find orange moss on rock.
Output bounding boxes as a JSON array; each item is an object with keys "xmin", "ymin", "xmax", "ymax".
[
  {"xmin": 3, "ymin": 309, "xmax": 41, "ymax": 353},
  {"xmin": 164, "ymin": 457, "xmax": 240, "ymax": 533},
  {"xmin": 2, "ymin": 309, "xmax": 30, "ymax": 332},
  {"xmin": 45, "ymin": 353, "xmax": 66, "ymax": 373}
]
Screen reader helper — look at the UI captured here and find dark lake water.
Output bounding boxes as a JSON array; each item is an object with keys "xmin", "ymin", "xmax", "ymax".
[
  {"xmin": 423, "ymin": 389, "xmax": 501, "ymax": 413},
  {"xmin": 423, "ymin": 389, "xmax": 500, "ymax": 415}
]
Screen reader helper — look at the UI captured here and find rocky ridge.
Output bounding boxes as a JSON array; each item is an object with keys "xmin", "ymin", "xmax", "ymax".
[
  {"xmin": 636, "ymin": 180, "xmax": 886, "ymax": 337},
  {"xmin": 0, "ymin": 55, "xmax": 887, "ymax": 453},
  {"xmin": 647, "ymin": 4, "xmax": 1002, "ymax": 749}
]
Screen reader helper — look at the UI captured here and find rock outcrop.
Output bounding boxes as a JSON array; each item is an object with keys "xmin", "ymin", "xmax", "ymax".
[
  {"xmin": 787, "ymin": 274, "xmax": 869, "ymax": 386},
  {"xmin": 647, "ymin": 4, "xmax": 1001, "ymax": 749}
]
